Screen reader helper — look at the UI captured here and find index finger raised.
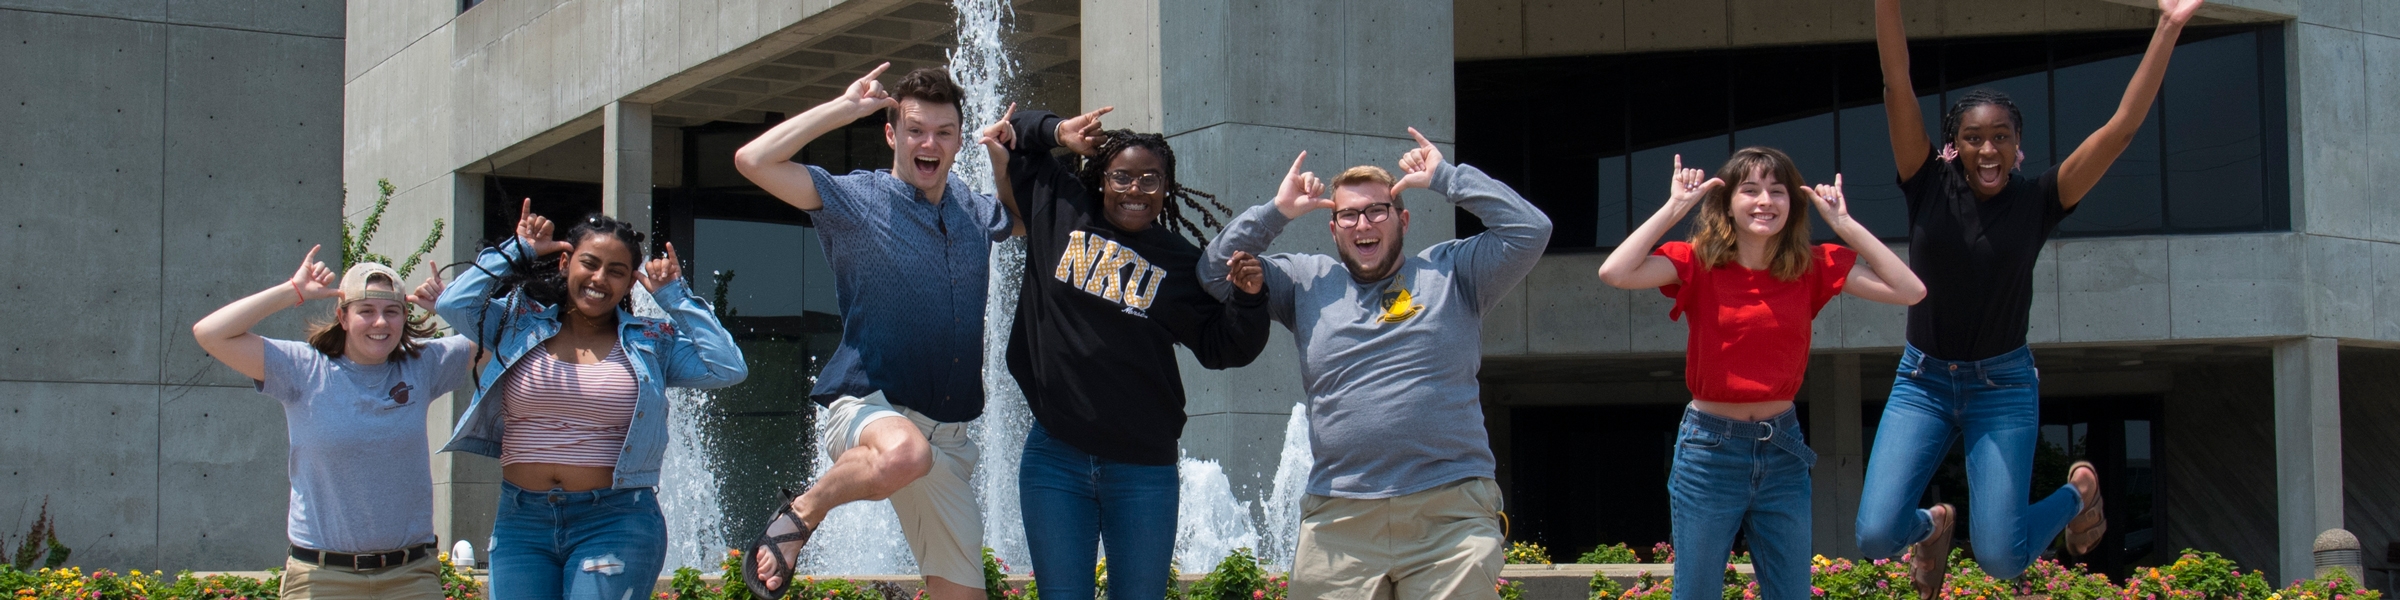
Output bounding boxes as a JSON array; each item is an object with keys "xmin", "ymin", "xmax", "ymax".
[
  {"xmin": 1287, "ymin": 151, "xmax": 1309, "ymax": 178},
  {"xmin": 520, "ymin": 198, "xmax": 534, "ymax": 221},
  {"xmin": 1406, "ymin": 126, "xmax": 1435, "ymax": 150},
  {"xmin": 300, "ymin": 243, "xmax": 320, "ymax": 267},
  {"xmin": 860, "ymin": 62, "xmax": 891, "ymax": 84}
]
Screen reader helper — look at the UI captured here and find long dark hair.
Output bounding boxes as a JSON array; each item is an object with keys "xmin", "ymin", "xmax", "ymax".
[
  {"xmin": 465, "ymin": 213, "xmax": 647, "ymax": 389},
  {"xmin": 1073, "ymin": 129, "xmax": 1234, "ymax": 245},
  {"xmin": 1938, "ymin": 88, "xmax": 2026, "ymax": 200}
]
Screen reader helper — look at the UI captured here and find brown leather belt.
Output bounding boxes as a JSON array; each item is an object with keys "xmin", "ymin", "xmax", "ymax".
[{"xmin": 290, "ymin": 543, "xmax": 436, "ymax": 570}]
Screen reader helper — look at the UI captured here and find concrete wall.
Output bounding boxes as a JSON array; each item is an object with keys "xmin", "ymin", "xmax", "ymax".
[{"xmin": 0, "ymin": 2, "xmax": 344, "ymax": 571}]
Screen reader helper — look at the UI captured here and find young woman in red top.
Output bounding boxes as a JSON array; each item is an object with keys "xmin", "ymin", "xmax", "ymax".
[{"xmin": 1597, "ymin": 147, "xmax": 1924, "ymax": 600}]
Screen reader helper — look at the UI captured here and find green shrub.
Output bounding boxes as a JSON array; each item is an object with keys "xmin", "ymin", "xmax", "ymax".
[
  {"xmin": 1576, "ymin": 543, "xmax": 1640, "ymax": 565},
  {"xmin": 1184, "ymin": 549, "xmax": 1283, "ymax": 600},
  {"xmin": 1586, "ymin": 571, "xmax": 1625, "ymax": 599},
  {"xmin": 1504, "ymin": 541, "xmax": 1551, "ymax": 565}
]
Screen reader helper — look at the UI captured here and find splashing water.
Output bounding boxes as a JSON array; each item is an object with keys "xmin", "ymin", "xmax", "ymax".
[
  {"xmin": 1171, "ymin": 457, "xmax": 1262, "ymax": 571},
  {"xmin": 1259, "ymin": 403, "xmax": 1313, "ymax": 572}
]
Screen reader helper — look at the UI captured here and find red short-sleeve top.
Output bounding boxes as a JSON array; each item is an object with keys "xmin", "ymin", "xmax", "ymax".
[{"xmin": 1653, "ymin": 241, "xmax": 1857, "ymax": 403}]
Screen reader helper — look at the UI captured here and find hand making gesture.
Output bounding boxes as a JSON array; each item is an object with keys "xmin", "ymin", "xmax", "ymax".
[
  {"xmin": 1054, "ymin": 106, "xmax": 1114, "ymax": 156},
  {"xmin": 515, "ymin": 198, "xmax": 574, "ymax": 257},
  {"xmin": 406, "ymin": 259, "xmax": 444, "ymax": 312},
  {"xmin": 1225, "ymin": 251, "xmax": 1265, "ymax": 295},
  {"xmin": 1273, "ymin": 151, "xmax": 1333, "ymax": 219},
  {"xmin": 1799, "ymin": 174, "xmax": 1853, "ymax": 228},
  {"xmin": 641, "ymin": 243, "xmax": 684, "ymax": 293},
  {"xmin": 1390, "ymin": 127, "xmax": 1444, "ymax": 196},
  {"xmin": 832, "ymin": 62, "xmax": 899, "ymax": 122},
  {"xmin": 1663, "ymin": 154, "xmax": 1724, "ymax": 219},
  {"xmin": 289, "ymin": 244, "xmax": 339, "ymax": 304},
  {"xmin": 2159, "ymin": 0, "xmax": 2202, "ymax": 26},
  {"xmin": 978, "ymin": 102, "xmax": 1019, "ymax": 156}
]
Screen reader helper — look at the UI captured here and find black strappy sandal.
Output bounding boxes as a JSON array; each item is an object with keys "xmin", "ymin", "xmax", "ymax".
[{"xmin": 743, "ymin": 487, "xmax": 814, "ymax": 600}]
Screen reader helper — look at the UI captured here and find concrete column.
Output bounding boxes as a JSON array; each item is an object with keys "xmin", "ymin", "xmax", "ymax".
[
  {"xmin": 1102, "ymin": 0, "xmax": 1457, "ymax": 497},
  {"xmin": 1809, "ymin": 354, "xmax": 1866, "ymax": 558},
  {"xmin": 1079, "ymin": 0, "xmax": 1161, "ymax": 131},
  {"xmin": 428, "ymin": 171, "xmax": 498, "ymax": 559},
  {"xmin": 603, "ymin": 101, "xmax": 654, "ymax": 231},
  {"xmin": 2274, "ymin": 336, "xmax": 2342, "ymax": 582}
]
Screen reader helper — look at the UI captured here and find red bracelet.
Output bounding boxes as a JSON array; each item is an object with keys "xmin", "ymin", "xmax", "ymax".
[{"xmin": 291, "ymin": 280, "xmax": 306, "ymax": 306}]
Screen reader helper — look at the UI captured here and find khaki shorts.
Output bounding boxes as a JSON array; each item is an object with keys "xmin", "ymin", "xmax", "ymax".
[
  {"xmin": 1291, "ymin": 477, "xmax": 1507, "ymax": 600},
  {"xmin": 279, "ymin": 553, "xmax": 442, "ymax": 600},
  {"xmin": 820, "ymin": 392, "xmax": 984, "ymax": 589}
]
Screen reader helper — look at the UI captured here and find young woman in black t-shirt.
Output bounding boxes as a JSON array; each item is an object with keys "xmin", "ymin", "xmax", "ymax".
[
  {"xmin": 1854, "ymin": 0, "xmax": 2204, "ymax": 594},
  {"xmin": 974, "ymin": 105, "xmax": 1273, "ymax": 600}
]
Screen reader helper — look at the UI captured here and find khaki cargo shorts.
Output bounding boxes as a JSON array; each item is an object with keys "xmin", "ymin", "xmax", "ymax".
[
  {"xmin": 1291, "ymin": 477, "xmax": 1507, "ymax": 600},
  {"xmin": 819, "ymin": 392, "xmax": 984, "ymax": 589}
]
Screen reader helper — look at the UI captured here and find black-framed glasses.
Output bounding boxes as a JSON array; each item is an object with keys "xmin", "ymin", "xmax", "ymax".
[
  {"xmin": 1334, "ymin": 203, "xmax": 1395, "ymax": 227},
  {"xmin": 1105, "ymin": 171, "xmax": 1165, "ymax": 194}
]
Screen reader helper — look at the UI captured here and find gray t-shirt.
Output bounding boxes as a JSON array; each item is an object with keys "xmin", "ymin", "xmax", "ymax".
[
  {"xmin": 256, "ymin": 336, "xmax": 475, "ymax": 553},
  {"xmin": 1200, "ymin": 163, "xmax": 1553, "ymax": 498}
]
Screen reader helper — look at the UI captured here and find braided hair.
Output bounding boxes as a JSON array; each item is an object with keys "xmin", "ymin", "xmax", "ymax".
[
  {"xmin": 465, "ymin": 213, "xmax": 648, "ymax": 392},
  {"xmin": 1938, "ymin": 88, "xmax": 2026, "ymax": 200},
  {"xmin": 1073, "ymin": 129, "xmax": 1234, "ymax": 245}
]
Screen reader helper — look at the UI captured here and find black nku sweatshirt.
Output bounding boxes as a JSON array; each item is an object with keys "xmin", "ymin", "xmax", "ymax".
[{"xmin": 1001, "ymin": 110, "xmax": 1273, "ymax": 466}]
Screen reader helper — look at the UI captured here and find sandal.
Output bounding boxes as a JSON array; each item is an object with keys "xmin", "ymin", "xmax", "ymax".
[
  {"xmin": 1910, "ymin": 503, "xmax": 1954, "ymax": 599},
  {"xmin": 743, "ymin": 487, "xmax": 814, "ymax": 600},
  {"xmin": 2063, "ymin": 461, "xmax": 2107, "ymax": 556}
]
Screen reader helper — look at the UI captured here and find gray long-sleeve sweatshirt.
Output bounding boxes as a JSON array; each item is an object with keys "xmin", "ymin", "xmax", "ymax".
[{"xmin": 1199, "ymin": 162, "xmax": 1552, "ymax": 499}]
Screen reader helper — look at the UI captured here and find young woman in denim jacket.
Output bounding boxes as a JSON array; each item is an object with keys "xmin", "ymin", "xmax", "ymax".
[{"xmin": 434, "ymin": 200, "xmax": 747, "ymax": 600}]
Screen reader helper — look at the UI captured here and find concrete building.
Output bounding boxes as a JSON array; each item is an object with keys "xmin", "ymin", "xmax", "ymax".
[
  {"xmin": 5, "ymin": 0, "xmax": 2394, "ymax": 588},
  {"xmin": 0, "ymin": 1, "xmax": 344, "ymax": 571}
]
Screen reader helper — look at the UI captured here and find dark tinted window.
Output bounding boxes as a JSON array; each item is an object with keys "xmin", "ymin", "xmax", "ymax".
[{"xmin": 1456, "ymin": 26, "xmax": 2285, "ymax": 250}]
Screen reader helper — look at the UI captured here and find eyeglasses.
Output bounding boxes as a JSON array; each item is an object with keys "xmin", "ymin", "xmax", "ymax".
[
  {"xmin": 1105, "ymin": 171, "xmax": 1165, "ymax": 194},
  {"xmin": 1333, "ymin": 203, "xmax": 1395, "ymax": 227}
]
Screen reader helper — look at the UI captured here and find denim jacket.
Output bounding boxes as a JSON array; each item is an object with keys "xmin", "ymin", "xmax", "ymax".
[{"xmin": 434, "ymin": 238, "xmax": 748, "ymax": 489}]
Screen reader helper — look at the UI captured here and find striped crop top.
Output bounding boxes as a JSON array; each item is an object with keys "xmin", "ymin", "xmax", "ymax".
[{"xmin": 499, "ymin": 344, "xmax": 639, "ymax": 467}]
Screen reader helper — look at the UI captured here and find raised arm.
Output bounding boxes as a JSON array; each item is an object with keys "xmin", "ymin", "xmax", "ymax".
[
  {"xmin": 2055, "ymin": 0, "xmax": 2200, "ymax": 208},
  {"xmin": 1198, "ymin": 151, "xmax": 1330, "ymax": 302},
  {"xmin": 191, "ymin": 245, "xmax": 341, "ymax": 381},
  {"xmin": 1597, "ymin": 155, "xmax": 1718, "ymax": 290},
  {"xmin": 1391, "ymin": 127, "xmax": 1552, "ymax": 310},
  {"xmin": 1805, "ymin": 175, "xmax": 1925, "ymax": 305},
  {"xmin": 733, "ymin": 63, "xmax": 899, "ymax": 211},
  {"xmin": 1163, "ymin": 252, "xmax": 1272, "ymax": 370},
  {"xmin": 436, "ymin": 199, "xmax": 572, "ymax": 351},
  {"xmin": 638, "ymin": 243, "xmax": 749, "ymax": 389},
  {"xmin": 1876, "ymin": 0, "xmax": 1933, "ymax": 182},
  {"xmin": 977, "ymin": 102, "xmax": 1027, "ymax": 237}
]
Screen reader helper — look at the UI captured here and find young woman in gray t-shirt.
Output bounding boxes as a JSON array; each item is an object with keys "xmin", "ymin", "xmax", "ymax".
[{"xmin": 192, "ymin": 247, "xmax": 476, "ymax": 600}]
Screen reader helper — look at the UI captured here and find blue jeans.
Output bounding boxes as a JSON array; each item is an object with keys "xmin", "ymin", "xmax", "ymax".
[
  {"xmin": 1668, "ymin": 406, "xmax": 1814, "ymax": 600},
  {"xmin": 1018, "ymin": 423, "xmax": 1179, "ymax": 600},
  {"xmin": 1854, "ymin": 344, "xmax": 2082, "ymax": 578},
  {"xmin": 490, "ymin": 482, "xmax": 667, "ymax": 600}
]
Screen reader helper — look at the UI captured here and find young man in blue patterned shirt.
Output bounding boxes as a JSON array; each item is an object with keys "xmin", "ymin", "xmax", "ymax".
[{"xmin": 731, "ymin": 63, "xmax": 1012, "ymax": 600}]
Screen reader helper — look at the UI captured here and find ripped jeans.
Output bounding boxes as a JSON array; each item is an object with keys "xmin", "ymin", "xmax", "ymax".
[{"xmin": 490, "ymin": 482, "xmax": 667, "ymax": 600}]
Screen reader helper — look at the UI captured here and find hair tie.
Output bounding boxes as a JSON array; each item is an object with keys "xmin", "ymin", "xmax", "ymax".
[
  {"xmin": 2015, "ymin": 148, "xmax": 2027, "ymax": 171},
  {"xmin": 1939, "ymin": 143, "xmax": 1959, "ymax": 163}
]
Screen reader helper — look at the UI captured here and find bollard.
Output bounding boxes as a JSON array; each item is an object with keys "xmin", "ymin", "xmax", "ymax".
[{"xmin": 2314, "ymin": 528, "xmax": 2362, "ymax": 582}]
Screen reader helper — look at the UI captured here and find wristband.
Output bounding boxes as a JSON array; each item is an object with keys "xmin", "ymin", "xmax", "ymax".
[{"xmin": 291, "ymin": 280, "xmax": 306, "ymax": 306}]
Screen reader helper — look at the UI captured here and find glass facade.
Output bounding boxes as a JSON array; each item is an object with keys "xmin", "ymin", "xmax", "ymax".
[{"xmin": 1455, "ymin": 26, "xmax": 2287, "ymax": 249}]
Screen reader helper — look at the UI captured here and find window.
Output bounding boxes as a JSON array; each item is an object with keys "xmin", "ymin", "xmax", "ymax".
[{"xmin": 1455, "ymin": 26, "xmax": 2287, "ymax": 249}]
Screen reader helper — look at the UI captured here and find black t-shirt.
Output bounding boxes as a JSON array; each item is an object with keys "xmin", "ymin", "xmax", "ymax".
[
  {"xmin": 1900, "ymin": 146, "xmax": 2076, "ymax": 361},
  {"xmin": 1002, "ymin": 110, "xmax": 1273, "ymax": 466}
]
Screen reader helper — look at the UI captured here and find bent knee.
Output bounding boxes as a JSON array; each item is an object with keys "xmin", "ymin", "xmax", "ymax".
[
  {"xmin": 876, "ymin": 438, "xmax": 936, "ymax": 485},
  {"xmin": 1855, "ymin": 519, "xmax": 1911, "ymax": 559},
  {"xmin": 1974, "ymin": 551, "xmax": 2031, "ymax": 579}
]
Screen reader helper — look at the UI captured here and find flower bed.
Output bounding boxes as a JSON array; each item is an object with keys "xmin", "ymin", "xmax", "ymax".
[{"xmin": 7, "ymin": 547, "xmax": 2380, "ymax": 600}]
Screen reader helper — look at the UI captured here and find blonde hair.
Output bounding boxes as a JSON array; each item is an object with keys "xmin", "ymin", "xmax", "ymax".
[
  {"xmin": 1688, "ymin": 146, "xmax": 1815, "ymax": 281},
  {"xmin": 1331, "ymin": 165, "xmax": 1403, "ymax": 209}
]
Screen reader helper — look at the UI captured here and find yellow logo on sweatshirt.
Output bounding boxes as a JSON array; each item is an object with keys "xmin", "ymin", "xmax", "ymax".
[
  {"xmin": 1055, "ymin": 230, "xmax": 1167, "ymax": 314},
  {"xmin": 1376, "ymin": 276, "xmax": 1424, "ymax": 323}
]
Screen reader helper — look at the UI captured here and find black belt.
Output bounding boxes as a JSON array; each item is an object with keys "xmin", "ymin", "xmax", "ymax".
[{"xmin": 290, "ymin": 543, "xmax": 435, "ymax": 570}]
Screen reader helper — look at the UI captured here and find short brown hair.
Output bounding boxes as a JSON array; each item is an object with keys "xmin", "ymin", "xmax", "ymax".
[
  {"xmin": 1331, "ymin": 165, "xmax": 1402, "ymax": 209},
  {"xmin": 1689, "ymin": 146, "xmax": 1816, "ymax": 281},
  {"xmin": 887, "ymin": 66, "xmax": 964, "ymax": 122},
  {"xmin": 304, "ymin": 273, "xmax": 438, "ymax": 361}
]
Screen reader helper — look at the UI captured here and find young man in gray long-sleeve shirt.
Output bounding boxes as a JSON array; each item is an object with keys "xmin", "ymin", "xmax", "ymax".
[{"xmin": 1199, "ymin": 128, "xmax": 1552, "ymax": 599}]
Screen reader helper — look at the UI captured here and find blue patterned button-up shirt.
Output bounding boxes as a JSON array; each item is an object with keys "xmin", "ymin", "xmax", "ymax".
[{"xmin": 805, "ymin": 166, "xmax": 1012, "ymax": 423}]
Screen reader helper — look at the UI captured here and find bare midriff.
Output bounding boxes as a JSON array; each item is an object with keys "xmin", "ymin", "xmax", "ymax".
[
  {"xmin": 504, "ymin": 464, "xmax": 616, "ymax": 492},
  {"xmin": 1690, "ymin": 399, "xmax": 1795, "ymax": 422}
]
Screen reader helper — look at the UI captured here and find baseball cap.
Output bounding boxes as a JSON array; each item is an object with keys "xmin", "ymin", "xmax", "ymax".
[{"xmin": 340, "ymin": 262, "xmax": 405, "ymax": 306}]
